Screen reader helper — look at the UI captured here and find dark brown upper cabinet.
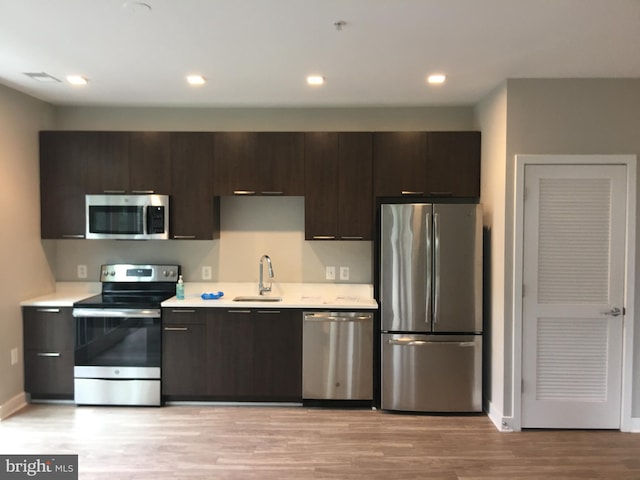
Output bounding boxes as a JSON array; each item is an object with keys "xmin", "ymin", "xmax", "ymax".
[
  {"xmin": 305, "ymin": 132, "xmax": 373, "ymax": 240},
  {"xmin": 426, "ymin": 131, "xmax": 480, "ymax": 198},
  {"xmin": 170, "ymin": 132, "xmax": 219, "ymax": 240},
  {"xmin": 373, "ymin": 131, "xmax": 480, "ymax": 198},
  {"xmin": 373, "ymin": 132, "xmax": 428, "ymax": 197},
  {"xmin": 84, "ymin": 132, "xmax": 130, "ymax": 194},
  {"xmin": 40, "ymin": 131, "xmax": 89, "ymax": 239},
  {"xmin": 128, "ymin": 131, "xmax": 171, "ymax": 194},
  {"xmin": 213, "ymin": 132, "xmax": 304, "ymax": 196}
]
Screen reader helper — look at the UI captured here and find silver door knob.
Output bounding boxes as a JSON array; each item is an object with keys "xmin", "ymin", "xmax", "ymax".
[{"xmin": 605, "ymin": 307, "xmax": 622, "ymax": 317}]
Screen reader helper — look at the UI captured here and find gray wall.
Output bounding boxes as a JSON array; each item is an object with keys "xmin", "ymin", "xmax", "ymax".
[
  {"xmin": 0, "ymin": 84, "xmax": 54, "ymax": 411},
  {"xmin": 503, "ymin": 78, "xmax": 640, "ymax": 418}
]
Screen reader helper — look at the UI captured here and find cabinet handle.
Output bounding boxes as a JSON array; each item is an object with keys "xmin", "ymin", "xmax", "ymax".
[
  {"xmin": 401, "ymin": 191, "xmax": 425, "ymax": 196},
  {"xmin": 233, "ymin": 190, "xmax": 256, "ymax": 195},
  {"xmin": 228, "ymin": 309, "xmax": 251, "ymax": 314},
  {"xmin": 312, "ymin": 235, "xmax": 336, "ymax": 240},
  {"xmin": 36, "ymin": 352, "xmax": 61, "ymax": 357},
  {"xmin": 131, "ymin": 190, "xmax": 155, "ymax": 194},
  {"xmin": 171, "ymin": 309, "xmax": 195, "ymax": 313},
  {"xmin": 429, "ymin": 191, "xmax": 453, "ymax": 197},
  {"xmin": 340, "ymin": 236, "xmax": 363, "ymax": 240},
  {"xmin": 103, "ymin": 190, "xmax": 126, "ymax": 194},
  {"xmin": 36, "ymin": 308, "xmax": 60, "ymax": 313},
  {"xmin": 257, "ymin": 310, "xmax": 281, "ymax": 314},
  {"xmin": 173, "ymin": 235, "xmax": 197, "ymax": 239},
  {"xmin": 62, "ymin": 234, "xmax": 85, "ymax": 239},
  {"xmin": 261, "ymin": 191, "xmax": 283, "ymax": 196},
  {"xmin": 164, "ymin": 327, "xmax": 189, "ymax": 331}
]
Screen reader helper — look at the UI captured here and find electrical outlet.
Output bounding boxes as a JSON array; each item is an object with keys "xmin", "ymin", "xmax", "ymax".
[
  {"xmin": 77, "ymin": 264, "xmax": 87, "ymax": 279},
  {"xmin": 325, "ymin": 266, "xmax": 336, "ymax": 280},
  {"xmin": 10, "ymin": 348, "xmax": 18, "ymax": 366},
  {"xmin": 339, "ymin": 266, "xmax": 350, "ymax": 281},
  {"xmin": 202, "ymin": 266, "xmax": 212, "ymax": 280}
]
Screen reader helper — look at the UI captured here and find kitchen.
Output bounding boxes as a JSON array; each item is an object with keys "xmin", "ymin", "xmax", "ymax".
[{"xmin": 1, "ymin": 0, "xmax": 640, "ymax": 477}]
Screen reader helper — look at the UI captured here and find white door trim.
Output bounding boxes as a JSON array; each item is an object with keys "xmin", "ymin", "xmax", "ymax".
[{"xmin": 513, "ymin": 154, "xmax": 636, "ymax": 432}]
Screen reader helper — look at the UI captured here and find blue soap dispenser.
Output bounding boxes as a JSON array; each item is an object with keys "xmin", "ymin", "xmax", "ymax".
[{"xmin": 176, "ymin": 275, "xmax": 185, "ymax": 300}]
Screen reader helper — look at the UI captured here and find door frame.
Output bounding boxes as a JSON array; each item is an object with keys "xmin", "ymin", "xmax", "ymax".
[{"xmin": 513, "ymin": 154, "xmax": 637, "ymax": 432}]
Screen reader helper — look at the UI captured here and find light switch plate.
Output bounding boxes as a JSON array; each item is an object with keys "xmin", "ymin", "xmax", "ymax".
[
  {"xmin": 202, "ymin": 266, "xmax": 212, "ymax": 280},
  {"xmin": 339, "ymin": 266, "xmax": 350, "ymax": 281},
  {"xmin": 326, "ymin": 266, "xmax": 336, "ymax": 280},
  {"xmin": 10, "ymin": 348, "xmax": 18, "ymax": 366}
]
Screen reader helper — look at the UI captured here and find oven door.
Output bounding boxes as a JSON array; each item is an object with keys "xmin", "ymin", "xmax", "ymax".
[{"xmin": 73, "ymin": 308, "xmax": 162, "ymax": 405}]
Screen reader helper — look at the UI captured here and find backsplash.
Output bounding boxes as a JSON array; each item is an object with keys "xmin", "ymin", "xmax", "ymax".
[{"xmin": 48, "ymin": 196, "xmax": 373, "ymax": 284}]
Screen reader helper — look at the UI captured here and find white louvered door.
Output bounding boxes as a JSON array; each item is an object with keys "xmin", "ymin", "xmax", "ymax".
[{"xmin": 521, "ymin": 164, "xmax": 626, "ymax": 429}]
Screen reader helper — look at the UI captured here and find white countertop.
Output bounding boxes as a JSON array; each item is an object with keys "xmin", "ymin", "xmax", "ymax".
[
  {"xmin": 20, "ymin": 282, "xmax": 101, "ymax": 307},
  {"xmin": 162, "ymin": 282, "xmax": 378, "ymax": 310},
  {"xmin": 21, "ymin": 282, "xmax": 378, "ymax": 310}
]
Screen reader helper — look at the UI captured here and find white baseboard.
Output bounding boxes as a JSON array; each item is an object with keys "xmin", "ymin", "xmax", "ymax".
[
  {"xmin": 486, "ymin": 400, "xmax": 517, "ymax": 432},
  {"xmin": 0, "ymin": 392, "xmax": 27, "ymax": 421},
  {"xmin": 629, "ymin": 417, "xmax": 640, "ymax": 433}
]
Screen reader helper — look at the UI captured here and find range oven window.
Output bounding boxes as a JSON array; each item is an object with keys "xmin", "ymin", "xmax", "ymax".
[
  {"xmin": 88, "ymin": 206, "xmax": 144, "ymax": 235},
  {"xmin": 75, "ymin": 316, "xmax": 160, "ymax": 368}
]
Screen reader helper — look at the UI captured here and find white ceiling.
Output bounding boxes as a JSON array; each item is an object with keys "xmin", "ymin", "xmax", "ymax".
[{"xmin": 1, "ymin": 0, "xmax": 639, "ymax": 108}]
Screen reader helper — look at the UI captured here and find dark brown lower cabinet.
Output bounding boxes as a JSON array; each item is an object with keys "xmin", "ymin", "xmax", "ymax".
[
  {"xmin": 161, "ymin": 308, "xmax": 302, "ymax": 402},
  {"xmin": 22, "ymin": 307, "xmax": 75, "ymax": 399},
  {"xmin": 253, "ymin": 310, "xmax": 302, "ymax": 401},
  {"xmin": 206, "ymin": 309, "xmax": 255, "ymax": 397},
  {"xmin": 162, "ymin": 308, "xmax": 207, "ymax": 398}
]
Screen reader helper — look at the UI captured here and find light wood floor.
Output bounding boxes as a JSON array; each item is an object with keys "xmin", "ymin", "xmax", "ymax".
[{"xmin": 1, "ymin": 404, "xmax": 639, "ymax": 479}]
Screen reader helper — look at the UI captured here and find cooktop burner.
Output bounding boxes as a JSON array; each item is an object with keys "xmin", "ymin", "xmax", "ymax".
[{"xmin": 73, "ymin": 263, "xmax": 181, "ymax": 309}]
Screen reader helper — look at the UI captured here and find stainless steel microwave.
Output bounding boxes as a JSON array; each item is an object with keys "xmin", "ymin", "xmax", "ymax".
[{"xmin": 85, "ymin": 194, "xmax": 169, "ymax": 240}]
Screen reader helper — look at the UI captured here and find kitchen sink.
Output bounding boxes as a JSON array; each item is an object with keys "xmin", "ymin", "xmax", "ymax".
[{"xmin": 232, "ymin": 295, "xmax": 283, "ymax": 302}]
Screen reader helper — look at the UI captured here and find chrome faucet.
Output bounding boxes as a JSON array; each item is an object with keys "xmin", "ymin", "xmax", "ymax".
[{"xmin": 258, "ymin": 254, "xmax": 274, "ymax": 295}]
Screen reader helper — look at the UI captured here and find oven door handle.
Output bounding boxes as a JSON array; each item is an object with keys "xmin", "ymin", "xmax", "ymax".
[{"xmin": 72, "ymin": 308, "xmax": 161, "ymax": 319}]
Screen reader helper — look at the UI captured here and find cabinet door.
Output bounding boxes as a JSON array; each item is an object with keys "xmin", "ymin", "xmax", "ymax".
[
  {"xmin": 23, "ymin": 307, "xmax": 75, "ymax": 398},
  {"xmin": 162, "ymin": 308, "xmax": 207, "ymax": 397},
  {"xmin": 338, "ymin": 132, "xmax": 373, "ymax": 240},
  {"xmin": 129, "ymin": 132, "xmax": 171, "ymax": 194},
  {"xmin": 170, "ymin": 132, "xmax": 219, "ymax": 239},
  {"xmin": 304, "ymin": 132, "xmax": 339, "ymax": 240},
  {"xmin": 213, "ymin": 132, "xmax": 258, "ymax": 195},
  {"xmin": 84, "ymin": 132, "xmax": 130, "ymax": 194},
  {"xmin": 256, "ymin": 132, "xmax": 304, "ymax": 195},
  {"xmin": 207, "ymin": 310, "xmax": 254, "ymax": 397},
  {"xmin": 253, "ymin": 310, "xmax": 302, "ymax": 401},
  {"xmin": 39, "ymin": 132, "xmax": 87, "ymax": 239},
  {"xmin": 426, "ymin": 131, "xmax": 480, "ymax": 197},
  {"xmin": 373, "ymin": 132, "xmax": 427, "ymax": 197}
]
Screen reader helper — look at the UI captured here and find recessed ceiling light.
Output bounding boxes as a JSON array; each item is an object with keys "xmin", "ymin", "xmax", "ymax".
[
  {"xmin": 67, "ymin": 75, "xmax": 88, "ymax": 86},
  {"xmin": 427, "ymin": 74, "xmax": 446, "ymax": 85},
  {"xmin": 187, "ymin": 75, "xmax": 206, "ymax": 86},
  {"xmin": 307, "ymin": 75, "xmax": 325, "ymax": 86}
]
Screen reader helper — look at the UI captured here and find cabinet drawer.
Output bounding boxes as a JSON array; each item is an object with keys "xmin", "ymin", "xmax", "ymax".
[
  {"xmin": 162, "ymin": 308, "xmax": 205, "ymax": 325},
  {"xmin": 23, "ymin": 307, "xmax": 74, "ymax": 350},
  {"xmin": 24, "ymin": 349, "xmax": 74, "ymax": 396}
]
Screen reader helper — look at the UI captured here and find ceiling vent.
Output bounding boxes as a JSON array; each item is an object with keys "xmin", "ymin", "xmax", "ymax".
[{"xmin": 23, "ymin": 72, "xmax": 61, "ymax": 83}]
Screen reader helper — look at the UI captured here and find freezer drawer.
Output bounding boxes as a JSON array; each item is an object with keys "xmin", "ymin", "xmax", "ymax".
[
  {"xmin": 303, "ymin": 312, "xmax": 373, "ymax": 400},
  {"xmin": 381, "ymin": 333, "xmax": 482, "ymax": 412}
]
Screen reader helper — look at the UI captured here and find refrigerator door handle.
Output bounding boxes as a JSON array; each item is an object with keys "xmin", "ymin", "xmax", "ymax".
[
  {"xmin": 433, "ymin": 212, "xmax": 441, "ymax": 324},
  {"xmin": 387, "ymin": 338, "xmax": 476, "ymax": 347},
  {"xmin": 426, "ymin": 211, "xmax": 432, "ymax": 326}
]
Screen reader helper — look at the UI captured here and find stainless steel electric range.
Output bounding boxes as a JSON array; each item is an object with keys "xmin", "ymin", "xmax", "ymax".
[{"xmin": 72, "ymin": 264, "xmax": 180, "ymax": 406}]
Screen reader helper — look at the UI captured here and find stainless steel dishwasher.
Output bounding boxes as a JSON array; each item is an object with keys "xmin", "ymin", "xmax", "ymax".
[{"xmin": 302, "ymin": 311, "xmax": 373, "ymax": 401}]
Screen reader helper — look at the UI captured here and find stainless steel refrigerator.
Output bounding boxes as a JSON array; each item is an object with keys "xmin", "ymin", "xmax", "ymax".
[{"xmin": 380, "ymin": 203, "xmax": 482, "ymax": 412}]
